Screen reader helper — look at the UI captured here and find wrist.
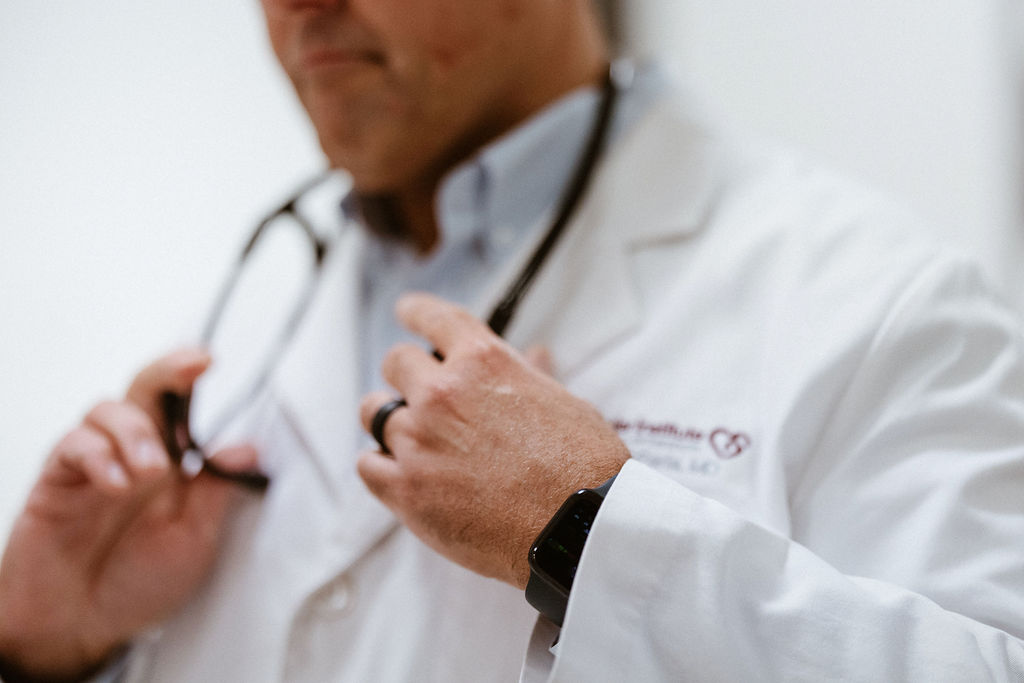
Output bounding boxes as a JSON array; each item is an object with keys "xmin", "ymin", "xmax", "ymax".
[
  {"xmin": 0, "ymin": 654, "xmax": 116, "ymax": 683},
  {"xmin": 0, "ymin": 639, "xmax": 121, "ymax": 683},
  {"xmin": 525, "ymin": 474, "xmax": 618, "ymax": 626},
  {"xmin": 0, "ymin": 591, "xmax": 118, "ymax": 683},
  {"xmin": 510, "ymin": 464, "xmax": 626, "ymax": 591}
]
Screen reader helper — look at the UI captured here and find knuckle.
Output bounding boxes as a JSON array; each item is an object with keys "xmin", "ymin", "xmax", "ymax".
[
  {"xmin": 57, "ymin": 425, "xmax": 97, "ymax": 452},
  {"xmin": 420, "ymin": 375, "xmax": 459, "ymax": 410},
  {"xmin": 54, "ymin": 425, "xmax": 111, "ymax": 463},
  {"xmin": 359, "ymin": 393, "xmax": 384, "ymax": 423},
  {"xmin": 84, "ymin": 399, "xmax": 120, "ymax": 425},
  {"xmin": 450, "ymin": 306, "xmax": 478, "ymax": 327},
  {"xmin": 380, "ymin": 347, "xmax": 400, "ymax": 374},
  {"xmin": 84, "ymin": 400, "xmax": 158, "ymax": 447},
  {"xmin": 463, "ymin": 336, "xmax": 506, "ymax": 367},
  {"xmin": 381, "ymin": 343, "xmax": 418, "ymax": 375}
]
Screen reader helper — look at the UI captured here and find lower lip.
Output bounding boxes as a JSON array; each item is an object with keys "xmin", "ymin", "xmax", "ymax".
[{"xmin": 302, "ymin": 51, "xmax": 382, "ymax": 72}]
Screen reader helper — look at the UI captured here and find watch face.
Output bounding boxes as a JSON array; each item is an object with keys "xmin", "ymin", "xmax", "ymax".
[{"xmin": 531, "ymin": 492, "xmax": 603, "ymax": 591}]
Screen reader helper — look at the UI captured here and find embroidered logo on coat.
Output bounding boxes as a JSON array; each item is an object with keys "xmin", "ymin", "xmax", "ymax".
[
  {"xmin": 611, "ymin": 419, "xmax": 753, "ymax": 480},
  {"xmin": 709, "ymin": 428, "xmax": 751, "ymax": 459}
]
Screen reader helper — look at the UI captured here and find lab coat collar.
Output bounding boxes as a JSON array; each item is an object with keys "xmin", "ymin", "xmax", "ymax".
[
  {"xmin": 600, "ymin": 90, "xmax": 721, "ymax": 246},
  {"xmin": 493, "ymin": 90, "xmax": 723, "ymax": 377},
  {"xmin": 271, "ymin": 221, "xmax": 413, "ymax": 580},
  {"xmin": 273, "ymin": 224, "xmax": 369, "ymax": 504}
]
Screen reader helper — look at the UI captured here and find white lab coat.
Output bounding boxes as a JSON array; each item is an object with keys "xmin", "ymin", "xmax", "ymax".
[{"xmin": 123, "ymin": 82, "xmax": 1024, "ymax": 681}]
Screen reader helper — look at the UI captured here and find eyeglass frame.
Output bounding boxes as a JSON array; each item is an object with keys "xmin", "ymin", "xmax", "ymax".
[{"xmin": 159, "ymin": 171, "xmax": 335, "ymax": 492}]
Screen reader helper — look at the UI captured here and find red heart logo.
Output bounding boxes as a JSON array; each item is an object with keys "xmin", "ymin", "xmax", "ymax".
[{"xmin": 709, "ymin": 428, "xmax": 751, "ymax": 459}]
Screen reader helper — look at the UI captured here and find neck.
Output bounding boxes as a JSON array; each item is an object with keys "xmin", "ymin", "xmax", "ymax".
[
  {"xmin": 363, "ymin": 4, "xmax": 610, "ymax": 256},
  {"xmin": 354, "ymin": 187, "xmax": 438, "ymax": 255}
]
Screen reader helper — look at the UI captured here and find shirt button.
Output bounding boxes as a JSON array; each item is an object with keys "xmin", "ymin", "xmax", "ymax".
[{"xmin": 312, "ymin": 573, "xmax": 354, "ymax": 618}]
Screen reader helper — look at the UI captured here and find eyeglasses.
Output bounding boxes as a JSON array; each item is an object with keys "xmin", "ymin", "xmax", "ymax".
[{"xmin": 160, "ymin": 172, "xmax": 338, "ymax": 492}]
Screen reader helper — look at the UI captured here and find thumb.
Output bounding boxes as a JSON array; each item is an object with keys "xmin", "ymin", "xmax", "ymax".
[
  {"xmin": 126, "ymin": 348, "xmax": 212, "ymax": 424},
  {"xmin": 179, "ymin": 444, "xmax": 260, "ymax": 541},
  {"xmin": 356, "ymin": 449, "xmax": 402, "ymax": 510},
  {"xmin": 207, "ymin": 443, "xmax": 261, "ymax": 475}
]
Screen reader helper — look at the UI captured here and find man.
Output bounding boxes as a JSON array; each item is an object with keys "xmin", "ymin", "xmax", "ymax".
[{"xmin": 2, "ymin": 0, "xmax": 1024, "ymax": 681}]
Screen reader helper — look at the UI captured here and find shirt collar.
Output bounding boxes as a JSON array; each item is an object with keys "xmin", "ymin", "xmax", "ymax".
[
  {"xmin": 436, "ymin": 85, "xmax": 602, "ymax": 257},
  {"xmin": 345, "ymin": 60, "xmax": 666, "ymax": 260}
]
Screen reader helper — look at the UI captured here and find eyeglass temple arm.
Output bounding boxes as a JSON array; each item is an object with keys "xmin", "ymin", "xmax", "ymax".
[{"xmin": 158, "ymin": 392, "xmax": 270, "ymax": 493}]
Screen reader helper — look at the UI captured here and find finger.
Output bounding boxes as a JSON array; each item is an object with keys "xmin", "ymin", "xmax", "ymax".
[
  {"xmin": 379, "ymin": 342, "xmax": 440, "ymax": 396},
  {"xmin": 52, "ymin": 426, "xmax": 132, "ymax": 495},
  {"xmin": 83, "ymin": 401, "xmax": 170, "ymax": 483},
  {"xmin": 125, "ymin": 348, "xmax": 212, "ymax": 423},
  {"xmin": 177, "ymin": 448, "xmax": 258, "ymax": 546},
  {"xmin": 135, "ymin": 444, "xmax": 260, "ymax": 546},
  {"xmin": 206, "ymin": 443, "xmax": 261, "ymax": 475},
  {"xmin": 395, "ymin": 293, "xmax": 490, "ymax": 357},
  {"xmin": 359, "ymin": 391, "xmax": 396, "ymax": 435},
  {"xmin": 523, "ymin": 345, "xmax": 554, "ymax": 376},
  {"xmin": 356, "ymin": 449, "xmax": 403, "ymax": 509},
  {"xmin": 359, "ymin": 392, "xmax": 411, "ymax": 455}
]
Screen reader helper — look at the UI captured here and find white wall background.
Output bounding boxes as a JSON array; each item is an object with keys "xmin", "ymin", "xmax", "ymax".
[
  {"xmin": 2, "ymin": 2, "xmax": 1022, "ymax": 539},
  {"xmin": 625, "ymin": 1, "xmax": 1024, "ymax": 305}
]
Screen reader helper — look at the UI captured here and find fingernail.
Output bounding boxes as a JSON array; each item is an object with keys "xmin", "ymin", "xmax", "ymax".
[{"xmin": 107, "ymin": 463, "xmax": 129, "ymax": 488}]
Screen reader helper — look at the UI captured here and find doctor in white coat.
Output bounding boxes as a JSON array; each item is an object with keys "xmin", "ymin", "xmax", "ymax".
[{"xmin": 2, "ymin": 0, "xmax": 1024, "ymax": 681}]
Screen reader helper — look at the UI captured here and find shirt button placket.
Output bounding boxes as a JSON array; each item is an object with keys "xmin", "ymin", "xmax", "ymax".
[{"xmin": 284, "ymin": 573, "xmax": 357, "ymax": 681}]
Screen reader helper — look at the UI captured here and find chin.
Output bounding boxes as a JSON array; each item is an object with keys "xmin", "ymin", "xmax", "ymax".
[
  {"xmin": 338, "ymin": 166, "xmax": 406, "ymax": 196},
  {"xmin": 312, "ymin": 135, "xmax": 402, "ymax": 193}
]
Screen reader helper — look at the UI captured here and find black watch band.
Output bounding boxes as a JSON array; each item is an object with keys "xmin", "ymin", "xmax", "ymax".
[{"xmin": 526, "ymin": 475, "xmax": 617, "ymax": 627}]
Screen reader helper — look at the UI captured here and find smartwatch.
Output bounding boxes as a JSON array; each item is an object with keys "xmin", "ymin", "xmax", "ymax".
[{"xmin": 526, "ymin": 475, "xmax": 617, "ymax": 627}]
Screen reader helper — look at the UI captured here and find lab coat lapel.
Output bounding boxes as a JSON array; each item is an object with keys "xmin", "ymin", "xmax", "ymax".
[
  {"xmin": 272, "ymin": 221, "xmax": 406, "ymax": 574},
  {"xmin": 501, "ymin": 91, "xmax": 722, "ymax": 377},
  {"xmin": 273, "ymin": 223, "xmax": 368, "ymax": 498}
]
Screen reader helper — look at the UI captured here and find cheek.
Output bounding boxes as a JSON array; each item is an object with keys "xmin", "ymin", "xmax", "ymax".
[
  {"xmin": 368, "ymin": 1, "xmax": 490, "ymax": 73},
  {"xmin": 421, "ymin": 17, "xmax": 481, "ymax": 71},
  {"xmin": 261, "ymin": 15, "xmax": 297, "ymax": 83}
]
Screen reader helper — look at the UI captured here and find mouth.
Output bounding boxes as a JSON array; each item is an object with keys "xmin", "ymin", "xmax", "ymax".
[{"xmin": 299, "ymin": 46, "xmax": 387, "ymax": 73}]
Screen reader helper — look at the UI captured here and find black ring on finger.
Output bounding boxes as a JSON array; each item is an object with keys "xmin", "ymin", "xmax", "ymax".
[{"xmin": 371, "ymin": 398, "xmax": 407, "ymax": 455}]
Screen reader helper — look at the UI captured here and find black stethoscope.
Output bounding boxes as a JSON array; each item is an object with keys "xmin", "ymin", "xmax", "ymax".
[
  {"xmin": 162, "ymin": 63, "xmax": 625, "ymax": 490},
  {"xmin": 485, "ymin": 63, "xmax": 622, "ymax": 337}
]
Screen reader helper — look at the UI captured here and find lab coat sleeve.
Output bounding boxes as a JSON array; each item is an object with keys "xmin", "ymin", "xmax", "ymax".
[
  {"xmin": 538, "ymin": 462, "xmax": 1024, "ymax": 682},
  {"xmin": 530, "ymin": 257, "xmax": 1024, "ymax": 681}
]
